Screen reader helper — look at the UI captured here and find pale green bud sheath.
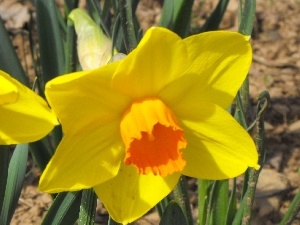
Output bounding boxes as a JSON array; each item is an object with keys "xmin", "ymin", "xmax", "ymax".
[{"xmin": 68, "ymin": 9, "xmax": 116, "ymax": 70}]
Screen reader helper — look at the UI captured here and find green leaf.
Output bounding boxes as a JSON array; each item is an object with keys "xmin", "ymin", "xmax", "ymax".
[
  {"xmin": 160, "ymin": 201, "xmax": 188, "ymax": 225},
  {"xmin": 212, "ymin": 180, "xmax": 229, "ymax": 225},
  {"xmin": 36, "ymin": 0, "xmax": 65, "ymax": 83},
  {"xmin": 86, "ymin": 0, "xmax": 102, "ymax": 26},
  {"xmin": 41, "ymin": 191, "xmax": 82, "ymax": 225},
  {"xmin": 156, "ymin": 195, "xmax": 172, "ymax": 218},
  {"xmin": 64, "ymin": 0, "xmax": 79, "ymax": 14},
  {"xmin": 29, "ymin": 137, "xmax": 55, "ymax": 171},
  {"xmin": 159, "ymin": 0, "xmax": 194, "ymax": 38},
  {"xmin": 280, "ymin": 189, "xmax": 300, "ymax": 225},
  {"xmin": 0, "ymin": 18, "xmax": 28, "ymax": 86},
  {"xmin": 0, "ymin": 144, "xmax": 29, "ymax": 225},
  {"xmin": 238, "ymin": 0, "xmax": 256, "ymax": 36},
  {"xmin": 0, "ymin": 146, "xmax": 9, "ymax": 215},
  {"xmin": 225, "ymin": 178, "xmax": 237, "ymax": 225},
  {"xmin": 173, "ymin": 176, "xmax": 193, "ymax": 225},
  {"xmin": 198, "ymin": 179, "xmax": 211, "ymax": 225},
  {"xmin": 118, "ymin": 0, "xmax": 138, "ymax": 53},
  {"xmin": 78, "ymin": 189, "xmax": 97, "ymax": 225},
  {"xmin": 200, "ymin": 0, "xmax": 230, "ymax": 32}
]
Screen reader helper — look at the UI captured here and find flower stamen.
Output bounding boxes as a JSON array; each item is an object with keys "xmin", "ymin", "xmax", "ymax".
[{"xmin": 120, "ymin": 98, "xmax": 186, "ymax": 177}]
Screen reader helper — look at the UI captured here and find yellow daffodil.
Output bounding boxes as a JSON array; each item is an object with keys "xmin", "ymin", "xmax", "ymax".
[
  {"xmin": 39, "ymin": 27, "xmax": 258, "ymax": 224},
  {"xmin": 0, "ymin": 70, "xmax": 58, "ymax": 144}
]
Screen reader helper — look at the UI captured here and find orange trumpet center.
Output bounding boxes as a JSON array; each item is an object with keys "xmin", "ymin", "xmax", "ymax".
[{"xmin": 120, "ymin": 98, "xmax": 186, "ymax": 177}]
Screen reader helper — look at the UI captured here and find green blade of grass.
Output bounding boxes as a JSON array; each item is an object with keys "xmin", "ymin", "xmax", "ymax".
[
  {"xmin": 173, "ymin": 176, "xmax": 194, "ymax": 225},
  {"xmin": 36, "ymin": 0, "xmax": 65, "ymax": 83},
  {"xmin": 41, "ymin": 191, "xmax": 82, "ymax": 225},
  {"xmin": 78, "ymin": 189, "xmax": 97, "ymax": 225},
  {"xmin": 198, "ymin": 179, "xmax": 210, "ymax": 225},
  {"xmin": 200, "ymin": 0, "xmax": 230, "ymax": 32},
  {"xmin": 0, "ymin": 18, "xmax": 28, "ymax": 85},
  {"xmin": 0, "ymin": 144, "xmax": 28, "ymax": 225},
  {"xmin": 160, "ymin": 201, "xmax": 188, "ymax": 225},
  {"xmin": 159, "ymin": 0, "xmax": 194, "ymax": 38},
  {"xmin": 0, "ymin": 146, "xmax": 9, "ymax": 215},
  {"xmin": 212, "ymin": 180, "xmax": 229, "ymax": 225},
  {"xmin": 225, "ymin": 178, "xmax": 237, "ymax": 225},
  {"xmin": 118, "ymin": 0, "xmax": 138, "ymax": 52},
  {"xmin": 279, "ymin": 189, "xmax": 300, "ymax": 225}
]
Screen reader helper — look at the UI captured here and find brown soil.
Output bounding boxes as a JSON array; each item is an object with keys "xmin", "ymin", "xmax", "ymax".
[{"xmin": 1, "ymin": 0, "xmax": 300, "ymax": 224}]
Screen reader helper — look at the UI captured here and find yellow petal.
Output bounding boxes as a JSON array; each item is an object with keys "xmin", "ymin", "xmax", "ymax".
[
  {"xmin": 111, "ymin": 27, "xmax": 188, "ymax": 99},
  {"xmin": 39, "ymin": 121, "xmax": 124, "ymax": 193},
  {"xmin": 45, "ymin": 61, "xmax": 132, "ymax": 133},
  {"xmin": 94, "ymin": 164, "xmax": 180, "ymax": 224},
  {"xmin": 0, "ymin": 71, "xmax": 58, "ymax": 144},
  {"xmin": 0, "ymin": 72, "xmax": 18, "ymax": 105},
  {"xmin": 69, "ymin": 8, "xmax": 116, "ymax": 70},
  {"xmin": 176, "ymin": 101, "xmax": 258, "ymax": 179},
  {"xmin": 159, "ymin": 31, "xmax": 252, "ymax": 109}
]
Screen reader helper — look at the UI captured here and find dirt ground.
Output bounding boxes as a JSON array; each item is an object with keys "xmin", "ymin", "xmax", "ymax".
[{"xmin": 1, "ymin": 0, "xmax": 300, "ymax": 224}]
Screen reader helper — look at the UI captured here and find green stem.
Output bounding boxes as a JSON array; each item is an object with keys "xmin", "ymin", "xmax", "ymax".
[
  {"xmin": 238, "ymin": 0, "xmax": 256, "ymax": 36},
  {"xmin": 78, "ymin": 188, "xmax": 97, "ymax": 225},
  {"xmin": 241, "ymin": 91, "xmax": 270, "ymax": 225},
  {"xmin": 118, "ymin": 0, "xmax": 137, "ymax": 53},
  {"xmin": 173, "ymin": 176, "xmax": 194, "ymax": 225},
  {"xmin": 237, "ymin": 0, "xmax": 256, "ymax": 121}
]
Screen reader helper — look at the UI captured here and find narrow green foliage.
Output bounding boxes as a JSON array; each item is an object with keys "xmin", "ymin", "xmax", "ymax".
[
  {"xmin": 0, "ymin": 144, "xmax": 28, "ymax": 225},
  {"xmin": 64, "ymin": 0, "xmax": 79, "ymax": 14},
  {"xmin": 78, "ymin": 189, "xmax": 97, "ymax": 225},
  {"xmin": 0, "ymin": 18, "xmax": 28, "ymax": 85},
  {"xmin": 280, "ymin": 190, "xmax": 300, "ymax": 225},
  {"xmin": 156, "ymin": 195, "xmax": 172, "ymax": 218},
  {"xmin": 86, "ymin": 0, "xmax": 102, "ymax": 26},
  {"xmin": 65, "ymin": 21, "xmax": 78, "ymax": 73},
  {"xmin": 226, "ymin": 179, "xmax": 237, "ymax": 225},
  {"xmin": 200, "ymin": 0, "xmax": 230, "ymax": 32},
  {"xmin": 212, "ymin": 180, "xmax": 229, "ymax": 225},
  {"xmin": 36, "ymin": 0, "xmax": 65, "ymax": 83},
  {"xmin": 239, "ymin": 0, "xmax": 256, "ymax": 36},
  {"xmin": 173, "ymin": 176, "xmax": 194, "ymax": 225},
  {"xmin": 29, "ymin": 137, "xmax": 55, "ymax": 171},
  {"xmin": 205, "ymin": 181, "xmax": 219, "ymax": 225},
  {"xmin": 234, "ymin": 90, "xmax": 249, "ymax": 129},
  {"xmin": 160, "ymin": 201, "xmax": 188, "ymax": 225},
  {"xmin": 198, "ymin": 179, "xmax": 210, "ymax": 225},
  {"xmin": 159, "ymin": 0, "xmax": 194, "ymax": 38},
  {"xmin": 0, "ymin": 146, "xmax": 9, "ymax": 215},
  {"xmin": 233, "ymin": 91, "xmax": 270, "ymax": 225},
  {"xmin": 41, "ymin": 192, "xmax": 82, "ymax": 225},
  {"xmin": 118, "ymin": 0, "xmax": 138, "ymax": 53}
]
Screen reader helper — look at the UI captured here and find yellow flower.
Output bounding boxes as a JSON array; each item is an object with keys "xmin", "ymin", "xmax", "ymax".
[
  {"xmin": 0, "ymin": 70, "xmax": 58, "ymax": 144},
  {"xmin": 39, "ymin": 27, "xmax": 258, "ymax": 224}
]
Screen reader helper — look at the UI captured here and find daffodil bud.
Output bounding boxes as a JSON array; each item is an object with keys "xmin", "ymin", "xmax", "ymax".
[{"xmin": 68, "ymin": 9, "xmax": 115, "ymax": 70}]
